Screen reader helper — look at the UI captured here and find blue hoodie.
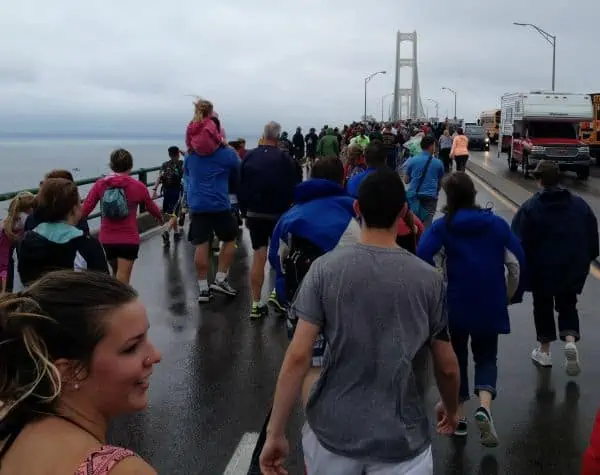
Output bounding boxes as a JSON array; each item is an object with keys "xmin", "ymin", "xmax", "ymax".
[
  {"xmin": 184, "ymin": 147, "xmax": 240, "ymax": 213},
  {"xmin": 417, "ymin": 208, "xmax": 525, "ymax": 334},
  {"xmin": 269, "ymin": 179, "xmax": 360, "ymax": 304}
]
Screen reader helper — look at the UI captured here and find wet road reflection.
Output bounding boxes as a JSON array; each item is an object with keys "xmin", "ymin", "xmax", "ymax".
[{"xmin": 107, "ymin": 177, "xmax": 599, "ymax": 474}]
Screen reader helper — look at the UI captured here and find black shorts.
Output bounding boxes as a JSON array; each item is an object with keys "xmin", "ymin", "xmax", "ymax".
[
  {"xmin": 188, "ymin": 211, "xmax": 238, "ymax": 245},
  {"xmin": 103, "ymin": 244, "xmax": 140, "ymax": 261},
  {"xmin": 246, "ymin": 217, "xmax": 278, "ymax": 250},
  {"xmin": 162, "ymin": 187, "xmax": 182, "ymax": 215}
]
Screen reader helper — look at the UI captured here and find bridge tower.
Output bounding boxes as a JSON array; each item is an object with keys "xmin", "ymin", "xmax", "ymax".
[{"xmin": 392, "ymin": 31, "xmax": 426, "ymax": 121}]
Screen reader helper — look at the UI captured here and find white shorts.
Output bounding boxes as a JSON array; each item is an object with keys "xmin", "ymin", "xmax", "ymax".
[{"xmin": 302, "ymin": 423, "xmax": 433, "ymax": 475}]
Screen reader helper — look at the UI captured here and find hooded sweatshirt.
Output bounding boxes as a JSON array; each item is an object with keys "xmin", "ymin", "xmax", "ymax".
[
  {"xmin": 17, "ymin": 222, "xmax": 108, "ymax": 286},
  {"xmin": 185, "ymin": 117, "xmax": 223, "ymax": 156},
  {"xmin": 82, "ymin": 173, "xmax": 163, "ymax": 245},
  {"xmin": 269, "ymin": 178, "xmax": 360, "ymax": 305},
  {"xmin": 316, "ymin": 128, "xmax": 340, "ymax": 157},
  {"xmin": 511, "ymin": 187, "xmax": 599, "ymax": 294},
  {"xmin": 417, "ymin": 208, "xmax": 525, "ymax": 334}
]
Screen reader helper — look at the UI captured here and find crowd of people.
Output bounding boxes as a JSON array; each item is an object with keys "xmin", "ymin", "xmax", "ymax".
[{"xmin": 0, "ymin": 98, "xmax": 600, "ymax": 474}]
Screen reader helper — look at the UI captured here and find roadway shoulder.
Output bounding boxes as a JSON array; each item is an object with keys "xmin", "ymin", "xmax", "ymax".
[{"xmin": 466, "ymin": 161, "xmax": 532, "ymax": 207}]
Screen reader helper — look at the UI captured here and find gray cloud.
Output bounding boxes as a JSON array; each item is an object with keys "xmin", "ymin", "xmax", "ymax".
[{"xmin": 0, "ymin": 0, "xmax": 598, "ymax": 136}]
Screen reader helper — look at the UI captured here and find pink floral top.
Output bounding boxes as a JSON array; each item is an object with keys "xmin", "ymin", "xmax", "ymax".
[{"xmin": 75, "ymin": 446, "xmax": 136, "ymax": 475}]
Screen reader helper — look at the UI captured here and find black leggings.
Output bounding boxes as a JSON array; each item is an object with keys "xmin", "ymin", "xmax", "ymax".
[{"xmin": 455, "ymin": 155, "xmax": 469, "ymax": 172}]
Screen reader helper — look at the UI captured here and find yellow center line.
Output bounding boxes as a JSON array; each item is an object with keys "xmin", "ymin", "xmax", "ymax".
[{"xmin": 467, "ymin": 171, "xmax": 600, "ymax": 281}]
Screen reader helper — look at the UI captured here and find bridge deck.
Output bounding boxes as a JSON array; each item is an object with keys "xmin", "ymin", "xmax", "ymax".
[{"xmin": 106, "ymin": 175, "xmax": 598, "ymax": 475}]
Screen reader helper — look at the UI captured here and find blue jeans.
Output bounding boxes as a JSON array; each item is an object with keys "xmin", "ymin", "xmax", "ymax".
[{"xmin": 451, "ymin": 330, "xmax": 498, "ymax": 402}]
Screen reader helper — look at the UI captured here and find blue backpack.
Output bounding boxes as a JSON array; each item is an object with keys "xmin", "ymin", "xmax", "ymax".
[{"xmin": 100, "ymin": 187, "xmax": 129, "ymax": 219}]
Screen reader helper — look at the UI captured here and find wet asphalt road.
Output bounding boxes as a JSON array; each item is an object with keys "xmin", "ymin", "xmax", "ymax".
[{"xmin": 107, "ymin": 167, "xmax": 600, "ymax": 475}]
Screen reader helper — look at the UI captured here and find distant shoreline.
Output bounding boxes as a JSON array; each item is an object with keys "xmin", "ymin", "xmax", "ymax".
[{"xmin": 0, "ymin": 132, "xmax": 255, "ymax": 141}]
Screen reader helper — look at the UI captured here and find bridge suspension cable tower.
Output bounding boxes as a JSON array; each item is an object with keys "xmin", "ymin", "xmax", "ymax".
[{"xmin": 392, "ymin": 31, "xmax": 426, "ymax": 121}]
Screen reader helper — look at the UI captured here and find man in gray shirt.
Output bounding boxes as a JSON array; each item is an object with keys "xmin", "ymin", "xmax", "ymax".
[{"xmin": 260, "ymin": 169, "xmax": 460, "ymax": 475}]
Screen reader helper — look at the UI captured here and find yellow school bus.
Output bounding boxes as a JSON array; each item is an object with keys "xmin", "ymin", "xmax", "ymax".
[
  {"xmin": 480, "ymin": 109, "xmax": 501, "ymax": 144},
  {"xmin": 580, "ymin": 93, "xmax": 600, "ymax": 160}
]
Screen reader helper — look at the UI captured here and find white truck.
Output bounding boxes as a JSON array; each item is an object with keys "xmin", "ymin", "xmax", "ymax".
[{"xmin": 499, "ymin": 91, "xmax": 593, "ymax": 179}]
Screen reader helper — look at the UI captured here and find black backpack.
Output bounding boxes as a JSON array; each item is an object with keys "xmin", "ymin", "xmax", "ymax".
[{"xmin": 282, "ymin": 235, "xmax": 324, "ymax": 339}]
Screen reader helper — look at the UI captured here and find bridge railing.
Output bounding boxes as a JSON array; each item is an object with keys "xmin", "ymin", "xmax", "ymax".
[{"xmin": 0, "ymin": 166, "xmax": 162, "ymax": 220}]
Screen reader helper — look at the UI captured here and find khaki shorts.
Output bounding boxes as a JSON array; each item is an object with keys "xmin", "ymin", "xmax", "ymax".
[{"xmin": 302, "ymin": 423, "xmax": 433, "ymax": 475}]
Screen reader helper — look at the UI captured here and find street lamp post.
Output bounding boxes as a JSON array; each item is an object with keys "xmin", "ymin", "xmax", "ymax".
[
  {"xmin": 442, "ymin": 87, "xmax": 457, "ymax": 120},
  {"xmin": 514, "ymin": 22, "xmax": 556, "ymax": 91},
  {"xmin": 381, "ymin": 92, "xmax": 395, "ymax": 122},
  {"xmin": 364, "ymin": 71, "xmax": 387, "ymax": 121},
  {"xmin": 426, "ymin": 98, "xmax": 440, "ymax": 120}
]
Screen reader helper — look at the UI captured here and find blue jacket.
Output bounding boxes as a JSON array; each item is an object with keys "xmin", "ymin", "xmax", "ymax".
[
  {"xmin": 511, "ymin": 187, "xmax": 599, "ymax": 294},
  {"xmin": 269, "ymin": 179, "xmax": 359, "ymax": 304},
  {"xmin": 184, "ymin": 148, "xmax": 240, "ymax": 213},
  {"xmin": 417, "ymin": 208, "xmax": 525, "ymax": 334},
  {"xmin": 239, "ymin": 145, "xmax": 298, "ymax": 218},
  {"xmin": 346, "ymin": 167, "xmax": 377, "ymax": 198}
]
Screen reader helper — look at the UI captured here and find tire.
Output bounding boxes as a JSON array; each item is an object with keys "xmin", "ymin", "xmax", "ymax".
[{"xmin": 577, "ymin": 168, "xmax": 590, "ymax": 180}]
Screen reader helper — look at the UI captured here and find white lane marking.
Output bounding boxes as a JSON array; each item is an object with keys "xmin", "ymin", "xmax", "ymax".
[{"xmin": 223, "ymin": 432, "xmax": 259, "ymax": 475}]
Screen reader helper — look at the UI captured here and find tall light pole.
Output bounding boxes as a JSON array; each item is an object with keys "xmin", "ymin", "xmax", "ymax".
[
  {"xmin": 426, "ymin": 98, "xmax": 440, "ymax": 120},
  {"xmin": 513, "ymin": 22, "xmax": 556, "ymax": 91},
  {"xmin": 364, "ymin": 70, "xmax": 386, "ymax": 121},
  {"xmin": 381, "ymin": 92, "xmax": 394, "ymax": 122},
  {"xmin": 442, "ymin": 87, "xmax": 457, "ymax": 120}
]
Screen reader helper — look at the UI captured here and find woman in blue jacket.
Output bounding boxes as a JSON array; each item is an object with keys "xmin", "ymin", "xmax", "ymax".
[{"xmin": 417, "ymin": 172, "xmax": 525, "ymax": 448}]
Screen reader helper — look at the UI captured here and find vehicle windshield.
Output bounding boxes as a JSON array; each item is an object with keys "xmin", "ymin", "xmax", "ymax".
[
  {"xmin": 465, "ymin": 126, "xmax": 484, "ymax": 135},
  {"xmin": 528, "ymin": 122, "xmax": 577, "ymax": 139}
]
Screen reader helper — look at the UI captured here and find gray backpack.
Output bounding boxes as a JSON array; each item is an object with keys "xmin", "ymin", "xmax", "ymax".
[{"xmin": 100, "ymin": 187, "xmax": 129, "ymax": 219}]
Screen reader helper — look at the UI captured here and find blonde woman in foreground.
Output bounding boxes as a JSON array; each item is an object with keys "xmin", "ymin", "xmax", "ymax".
[{"xmin": 0, "ymin": 270, "xmax": 161, "ymax": 474}]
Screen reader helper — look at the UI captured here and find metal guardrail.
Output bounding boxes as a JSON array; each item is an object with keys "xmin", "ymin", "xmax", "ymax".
[{"xmin": 0, "ymin": 166, "xmax": 162, "ymax": 220}]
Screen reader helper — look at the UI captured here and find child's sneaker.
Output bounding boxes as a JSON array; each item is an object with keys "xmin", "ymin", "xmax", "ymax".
[
  {"xmin": 474, "ymin": 407, "xmax": 499, "ymax": 448},
  {"xmin": 173, "ymin": 231, "xmax": 182, "ymax": 242},
  {"xmin": 162, "ymin": 230, "xmax": 170, "ymax": 248},
  {"xmin": 564, "ymin": 342, "xmax": 581, "ymax": 376}
]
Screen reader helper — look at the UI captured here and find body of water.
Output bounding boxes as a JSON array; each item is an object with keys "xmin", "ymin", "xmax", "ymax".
[{"xmin": 0, "ymin": 135, "xmax": 259, "ymax": 194}]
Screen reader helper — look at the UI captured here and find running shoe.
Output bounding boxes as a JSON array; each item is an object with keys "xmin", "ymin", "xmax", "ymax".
[
  {"xmin": 173, "ymin": 231, "xmax": 182, "ymax": 242},
  {"xmin": 211, "ymin": 279, "xmax": 238, "ymax": 297},
  {"xmin": 453, "ymin": 418, "xmax": 468, "ymax": 437},
  {"xmin": 268, "ymin": 290, "xmax": 285, "ymax": 314},
  {"xmin": 197, "ymin": 289, "xmax": 213, "ymax": 303},
  {"xmin": 564, "ymin": 342, "xmax": 581, "ymax": 376},
  {"xmin": 474, "ymin": 407, "xmax": 499, "ymax": 448},
  {"xmin": 531, "ymin": 347, "xmax": 552, "ymax": 368},
  {"xmin": 250, "ymin": 303, "xmax": 269, "ymax": 320},
  {"xmin": 162, "ymin": 230, "xmax": 170, "ymax": 248}
]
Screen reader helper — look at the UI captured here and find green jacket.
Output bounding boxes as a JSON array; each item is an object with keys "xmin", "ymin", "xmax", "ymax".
[{"xmin": 316, "ymin": 129, "xmax": 340, "ymax": 157}]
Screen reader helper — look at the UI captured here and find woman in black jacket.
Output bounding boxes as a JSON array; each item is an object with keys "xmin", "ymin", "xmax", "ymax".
[{"xmin": 18, "ymin": 178, "xmax": 108, "ymax": 286}]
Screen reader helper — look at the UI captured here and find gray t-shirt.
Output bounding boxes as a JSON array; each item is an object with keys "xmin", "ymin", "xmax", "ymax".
[{"xmin": 291, "ymin": 243, "xmax": 447, "ymax": 463}]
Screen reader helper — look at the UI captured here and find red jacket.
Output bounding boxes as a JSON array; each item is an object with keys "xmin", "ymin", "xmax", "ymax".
[
  {"xmin": 583, "ymin": 410, "xmax": 600, "ymax": 474},
  {"xmin": 82, "ymin": 174, "xmax": 162, "ymax": 245}
]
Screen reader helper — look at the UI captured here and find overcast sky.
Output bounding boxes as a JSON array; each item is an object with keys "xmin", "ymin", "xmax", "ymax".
[{"xmin": 1, "ymin": 0, "xmax": 598, "ymax": 137}]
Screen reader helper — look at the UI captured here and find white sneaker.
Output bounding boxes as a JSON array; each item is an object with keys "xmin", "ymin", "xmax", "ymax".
[
  {"xmin": 531, "ymin": 348, "xmax": 552, "ymax": 367},
  {"xmin": 564, "ymin": 342, "xmax": 581, "ymax": 376}
]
